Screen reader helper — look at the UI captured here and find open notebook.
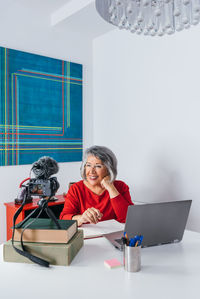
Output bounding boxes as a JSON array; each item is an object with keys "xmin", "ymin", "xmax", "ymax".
[{"xmin": 81, "ymin": 219, "xmax": 124, "ymax": 239}]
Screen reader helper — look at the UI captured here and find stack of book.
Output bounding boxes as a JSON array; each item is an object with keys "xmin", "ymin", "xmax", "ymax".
[{"xmin": 3, "ymin": 218, "xmax": 83, "ymax": 266}]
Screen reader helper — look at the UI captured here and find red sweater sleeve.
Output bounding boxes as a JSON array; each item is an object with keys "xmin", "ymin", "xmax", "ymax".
[
  {"xmin": 110, "ymin": 181, "xmax": 133, "ymax": 223},
  {"xmin": 59, "ymin": 185, "xmax": 80, "ymax": 220}
]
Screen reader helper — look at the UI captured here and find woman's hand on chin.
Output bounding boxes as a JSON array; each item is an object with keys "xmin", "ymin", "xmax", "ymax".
[
  {"xmin": 101, "ymin": 176, "xmax": 120, "ymax": 199},
  {"xmin": 101, "ymin": 176, "xmax": 112, "ymax": 190}
]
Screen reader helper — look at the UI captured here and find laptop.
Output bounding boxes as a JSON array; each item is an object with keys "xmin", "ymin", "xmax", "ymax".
[{"xmin": 103, "ymin": 200, "xmax": 192, "ymax": 250}]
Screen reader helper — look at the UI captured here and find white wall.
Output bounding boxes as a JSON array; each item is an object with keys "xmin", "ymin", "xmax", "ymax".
[
  {"xmin": 93, "ymin": 26, "xmax": 200, "ymax": 232},
  {"xmin": 0, "ymin": 3, "xmax": 93, "ymax": 243},
  {"xmin": 2, "ymin": 3, "xmax": 200, "ymax": 244}
]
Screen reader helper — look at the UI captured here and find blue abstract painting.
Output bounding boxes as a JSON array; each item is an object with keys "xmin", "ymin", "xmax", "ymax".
[{"xmin": 0, "ymin": 47, "xmax": 83, "ymax": 166}]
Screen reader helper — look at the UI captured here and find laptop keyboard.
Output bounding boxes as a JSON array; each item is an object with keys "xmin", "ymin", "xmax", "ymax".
[{"xmin": 115, "ymin": 238, "xmax": 123, "ymax": 245}]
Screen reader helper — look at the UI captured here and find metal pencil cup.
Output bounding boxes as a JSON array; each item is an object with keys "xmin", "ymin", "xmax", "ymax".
[{"xmin": 124, "ymin": 245, "xmax": 141, "ymax": 272}]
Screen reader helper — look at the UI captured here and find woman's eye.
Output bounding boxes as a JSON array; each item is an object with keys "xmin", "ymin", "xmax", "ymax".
[{"xmin": 85, "ymin": 164, "xmax": 103, "ymax": 169}]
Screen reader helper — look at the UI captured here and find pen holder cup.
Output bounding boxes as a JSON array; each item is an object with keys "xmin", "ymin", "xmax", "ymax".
[{"xmin": 124, "ymin": 245, "xmax": 141, "ymax": 272}]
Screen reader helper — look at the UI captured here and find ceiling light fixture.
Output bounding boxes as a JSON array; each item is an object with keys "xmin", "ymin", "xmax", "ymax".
[{"xmin": 95, "ymin": 0, "xmax": 200, "ymax": 36}]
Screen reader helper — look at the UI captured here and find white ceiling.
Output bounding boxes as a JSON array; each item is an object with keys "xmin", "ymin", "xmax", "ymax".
[
  {"xmin": 52, "ymin": 1, "xmax": 114, "ymax": 40},
  {"xmin": 15, "ymin": 0, "xmax": 72, "ymax": 14},
  {"xmin": 0, "ymin": 0, "xmax": 114, "ymax": 40}
]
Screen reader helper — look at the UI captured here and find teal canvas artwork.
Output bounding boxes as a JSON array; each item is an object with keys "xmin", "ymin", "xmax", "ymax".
[{"xmin": 0, "ymin": 47, "xmax": 83, "ymax": 166}]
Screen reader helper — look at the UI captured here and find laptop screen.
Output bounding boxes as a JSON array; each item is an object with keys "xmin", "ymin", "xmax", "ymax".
[{"xmin": 124, "ymin": 200, "xmax": 192, "ymax": 247}]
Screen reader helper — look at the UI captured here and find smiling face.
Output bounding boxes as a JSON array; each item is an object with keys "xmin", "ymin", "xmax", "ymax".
[{"xmin": 84, "ymin": 155, "xmax": 108, "ymax": 187}]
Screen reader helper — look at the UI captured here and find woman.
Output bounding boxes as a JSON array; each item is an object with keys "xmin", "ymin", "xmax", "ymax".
[{"xmin": 60, "ymin": 145, "xmax": 133, "ymax": 226}]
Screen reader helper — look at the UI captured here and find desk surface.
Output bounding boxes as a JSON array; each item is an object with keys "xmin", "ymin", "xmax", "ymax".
[
  {"xmin": 0, "ymin": 230, "xmax": 200, "ymax": 299},
  {"xmin": 4, "ymin": 194, "xmax": 65, "ymax": 210}
]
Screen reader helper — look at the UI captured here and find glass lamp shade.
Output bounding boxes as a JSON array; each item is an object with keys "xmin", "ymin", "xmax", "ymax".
[{"xmin": 95, "ymin": 0, "xmax": 200, "ymax": 36}]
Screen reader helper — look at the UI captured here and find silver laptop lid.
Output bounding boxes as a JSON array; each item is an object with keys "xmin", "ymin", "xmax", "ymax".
[{"xmin": 124, "ymin": 200, "xmax": 192, "ymax": 247}]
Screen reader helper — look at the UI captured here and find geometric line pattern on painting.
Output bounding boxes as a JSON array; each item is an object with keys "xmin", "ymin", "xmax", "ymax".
[{"xmin": 0, "ymin": 47, "xmax": 83, "ymax": 166}]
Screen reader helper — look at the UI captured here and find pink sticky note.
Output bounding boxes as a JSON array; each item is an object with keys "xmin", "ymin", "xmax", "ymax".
[{"xmin": 104, "ymin": 258, "xmax": 122, "ymax": 269}]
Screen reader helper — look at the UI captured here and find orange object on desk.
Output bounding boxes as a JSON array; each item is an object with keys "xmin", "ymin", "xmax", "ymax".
[{"xmin": 4, "ymin": 195, "xmax": 65, "ymax": 240}]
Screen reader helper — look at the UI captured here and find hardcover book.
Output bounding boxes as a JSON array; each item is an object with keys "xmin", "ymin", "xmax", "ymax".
[
  {"xmin": 13, "ymin": 218, "xmax": 77, "ymax": 243},
  {"xmin": 4, "ymin": 230, "xmax": 83, "ymax": 266}
]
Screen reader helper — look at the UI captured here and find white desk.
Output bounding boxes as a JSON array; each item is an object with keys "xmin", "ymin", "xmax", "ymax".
[{"xmin": 0, "ymin": 230, "xmax": 200, "ymax": 299}]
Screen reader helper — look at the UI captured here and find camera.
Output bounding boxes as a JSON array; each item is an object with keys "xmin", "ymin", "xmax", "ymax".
[
  {"xmin": 13, "ymin": 156, "xmax": 61, "ymax": 267},
  {"xmin": 15, "ymin": 156, "xmax": 60, "ymax": 204},
  {"xmin": 28, "ymin": 177, "xmax": 59, "ymax": 198},
  {"xmin": 28, "ymin": 156, "xmax": 59, "ymax": 198}
]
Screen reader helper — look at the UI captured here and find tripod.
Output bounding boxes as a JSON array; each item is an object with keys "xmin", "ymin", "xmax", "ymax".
[
  {"xmin": 12, "ymin": 191, "xmax": 61, "ymax": 267},
  {"xmin": 18, "ymin": 196, "xmax": 61, "ymax": 229}
]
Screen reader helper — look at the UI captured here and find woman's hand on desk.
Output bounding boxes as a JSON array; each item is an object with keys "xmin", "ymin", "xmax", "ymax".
[{"xmin": 72, "ymin": 208, "xmax": 103, "ymax": 226}]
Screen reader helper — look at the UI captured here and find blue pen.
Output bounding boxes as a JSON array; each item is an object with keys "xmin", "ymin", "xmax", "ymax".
[
  {"xmin": 129, "ymin": 235, "xmax": 143, "ymax": 247},
  {"xmin": 129, "ymin": 238, "xmax": 135, "ymax": 247},
  {"xmin": 138, "ymin": 235, "xmax": 143, "ymax": 246},
  {"xmin": 135, "ymin": 235, "xmax": 143, "ymax": 247},
  {"xmin": 129, "ymin": 236, "xmax": 138, "ymax": 246}
]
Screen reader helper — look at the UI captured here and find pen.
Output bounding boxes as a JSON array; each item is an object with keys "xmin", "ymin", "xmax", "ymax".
[
  {"xmin": 124, "ymin": 232, "xmax": 128, "ymax": 239},
  {"xmin": 134, "ymin": 235, "xmax": 143, "ymax": 247},
  {"xmin": 129, "ymin": 238, "xmax": 136, "ymax": 247},
  {"xmin": 121, "ymin": 237, "xmax": 127, "ymax": 245},
  {"xmin": 137, "ymin": 235, "xmax": 143, "ymax": 246},
  {"xmin": 124, "ymin": 232, "xmax": 129, "ymax": 245},
  {"xmin": 134, "ymin": 240, "xmax": 139, "ymax": 247},
  {"xmin": 128, "ymin": 235, "xmax": 144, "ymax": 247}
]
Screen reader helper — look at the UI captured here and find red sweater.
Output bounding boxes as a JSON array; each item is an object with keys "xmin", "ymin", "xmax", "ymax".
[{"xmin": 60, "ymin": 180, "xmax": 133, "ymax": 223}]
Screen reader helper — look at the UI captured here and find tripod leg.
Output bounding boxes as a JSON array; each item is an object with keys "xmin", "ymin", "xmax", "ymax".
[
  {"xmin": 17, "ymin": 208, "xmax": 40, "ymax": 228},
  {"xmin": 45, "ymin": 207, "xmax": 61, "ymax": 229}
]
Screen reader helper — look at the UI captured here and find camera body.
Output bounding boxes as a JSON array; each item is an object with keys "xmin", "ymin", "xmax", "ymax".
[{"xmin": 28, "ymin": 177, "xmax": 59, "ymax": 198}]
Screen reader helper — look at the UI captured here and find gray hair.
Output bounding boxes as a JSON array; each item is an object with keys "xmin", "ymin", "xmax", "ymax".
[{"xmin": 80, "ymin": 145, "xmax": 118, "ymax": 182}]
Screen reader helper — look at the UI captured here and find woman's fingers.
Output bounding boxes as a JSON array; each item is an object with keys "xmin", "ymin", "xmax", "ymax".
[
  {"xmin": 101, "ymin": 176, "xmax": 112, "ymax": 189},
  {"xmin": 81, "ymin": 212, "xmax": 93, "ymax": 223},
  {"xmin": 87, "ymin": 208, "xmax": 99, "ymax": 223},
  {"xmin": 81, "ymin": 209, "xmax": 97, "ymax": 224},
  {"xmin": 81, "ymin": 208, "xmax": 103, "ymax": 224},
  {"xmin": 91, "ymin": 207, "xmax": 103, "ymax": 220}
]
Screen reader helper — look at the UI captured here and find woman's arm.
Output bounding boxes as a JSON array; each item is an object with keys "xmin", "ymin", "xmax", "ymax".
[
  {"xmin": 59, "ymin": 187, "xmax": 80, "ymax": 220},
  {"xmin": 60, "ymin": 185, "xmax": 103, "ymax": 226},
  {"xmin": 101, "ymin": 178, "xmax": 133, "ymax": 223}
]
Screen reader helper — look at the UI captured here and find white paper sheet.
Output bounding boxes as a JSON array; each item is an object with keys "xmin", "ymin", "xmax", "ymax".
[{"xmin": 81, "ymin": 219, "xmax": 125, "ymax": 239}]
